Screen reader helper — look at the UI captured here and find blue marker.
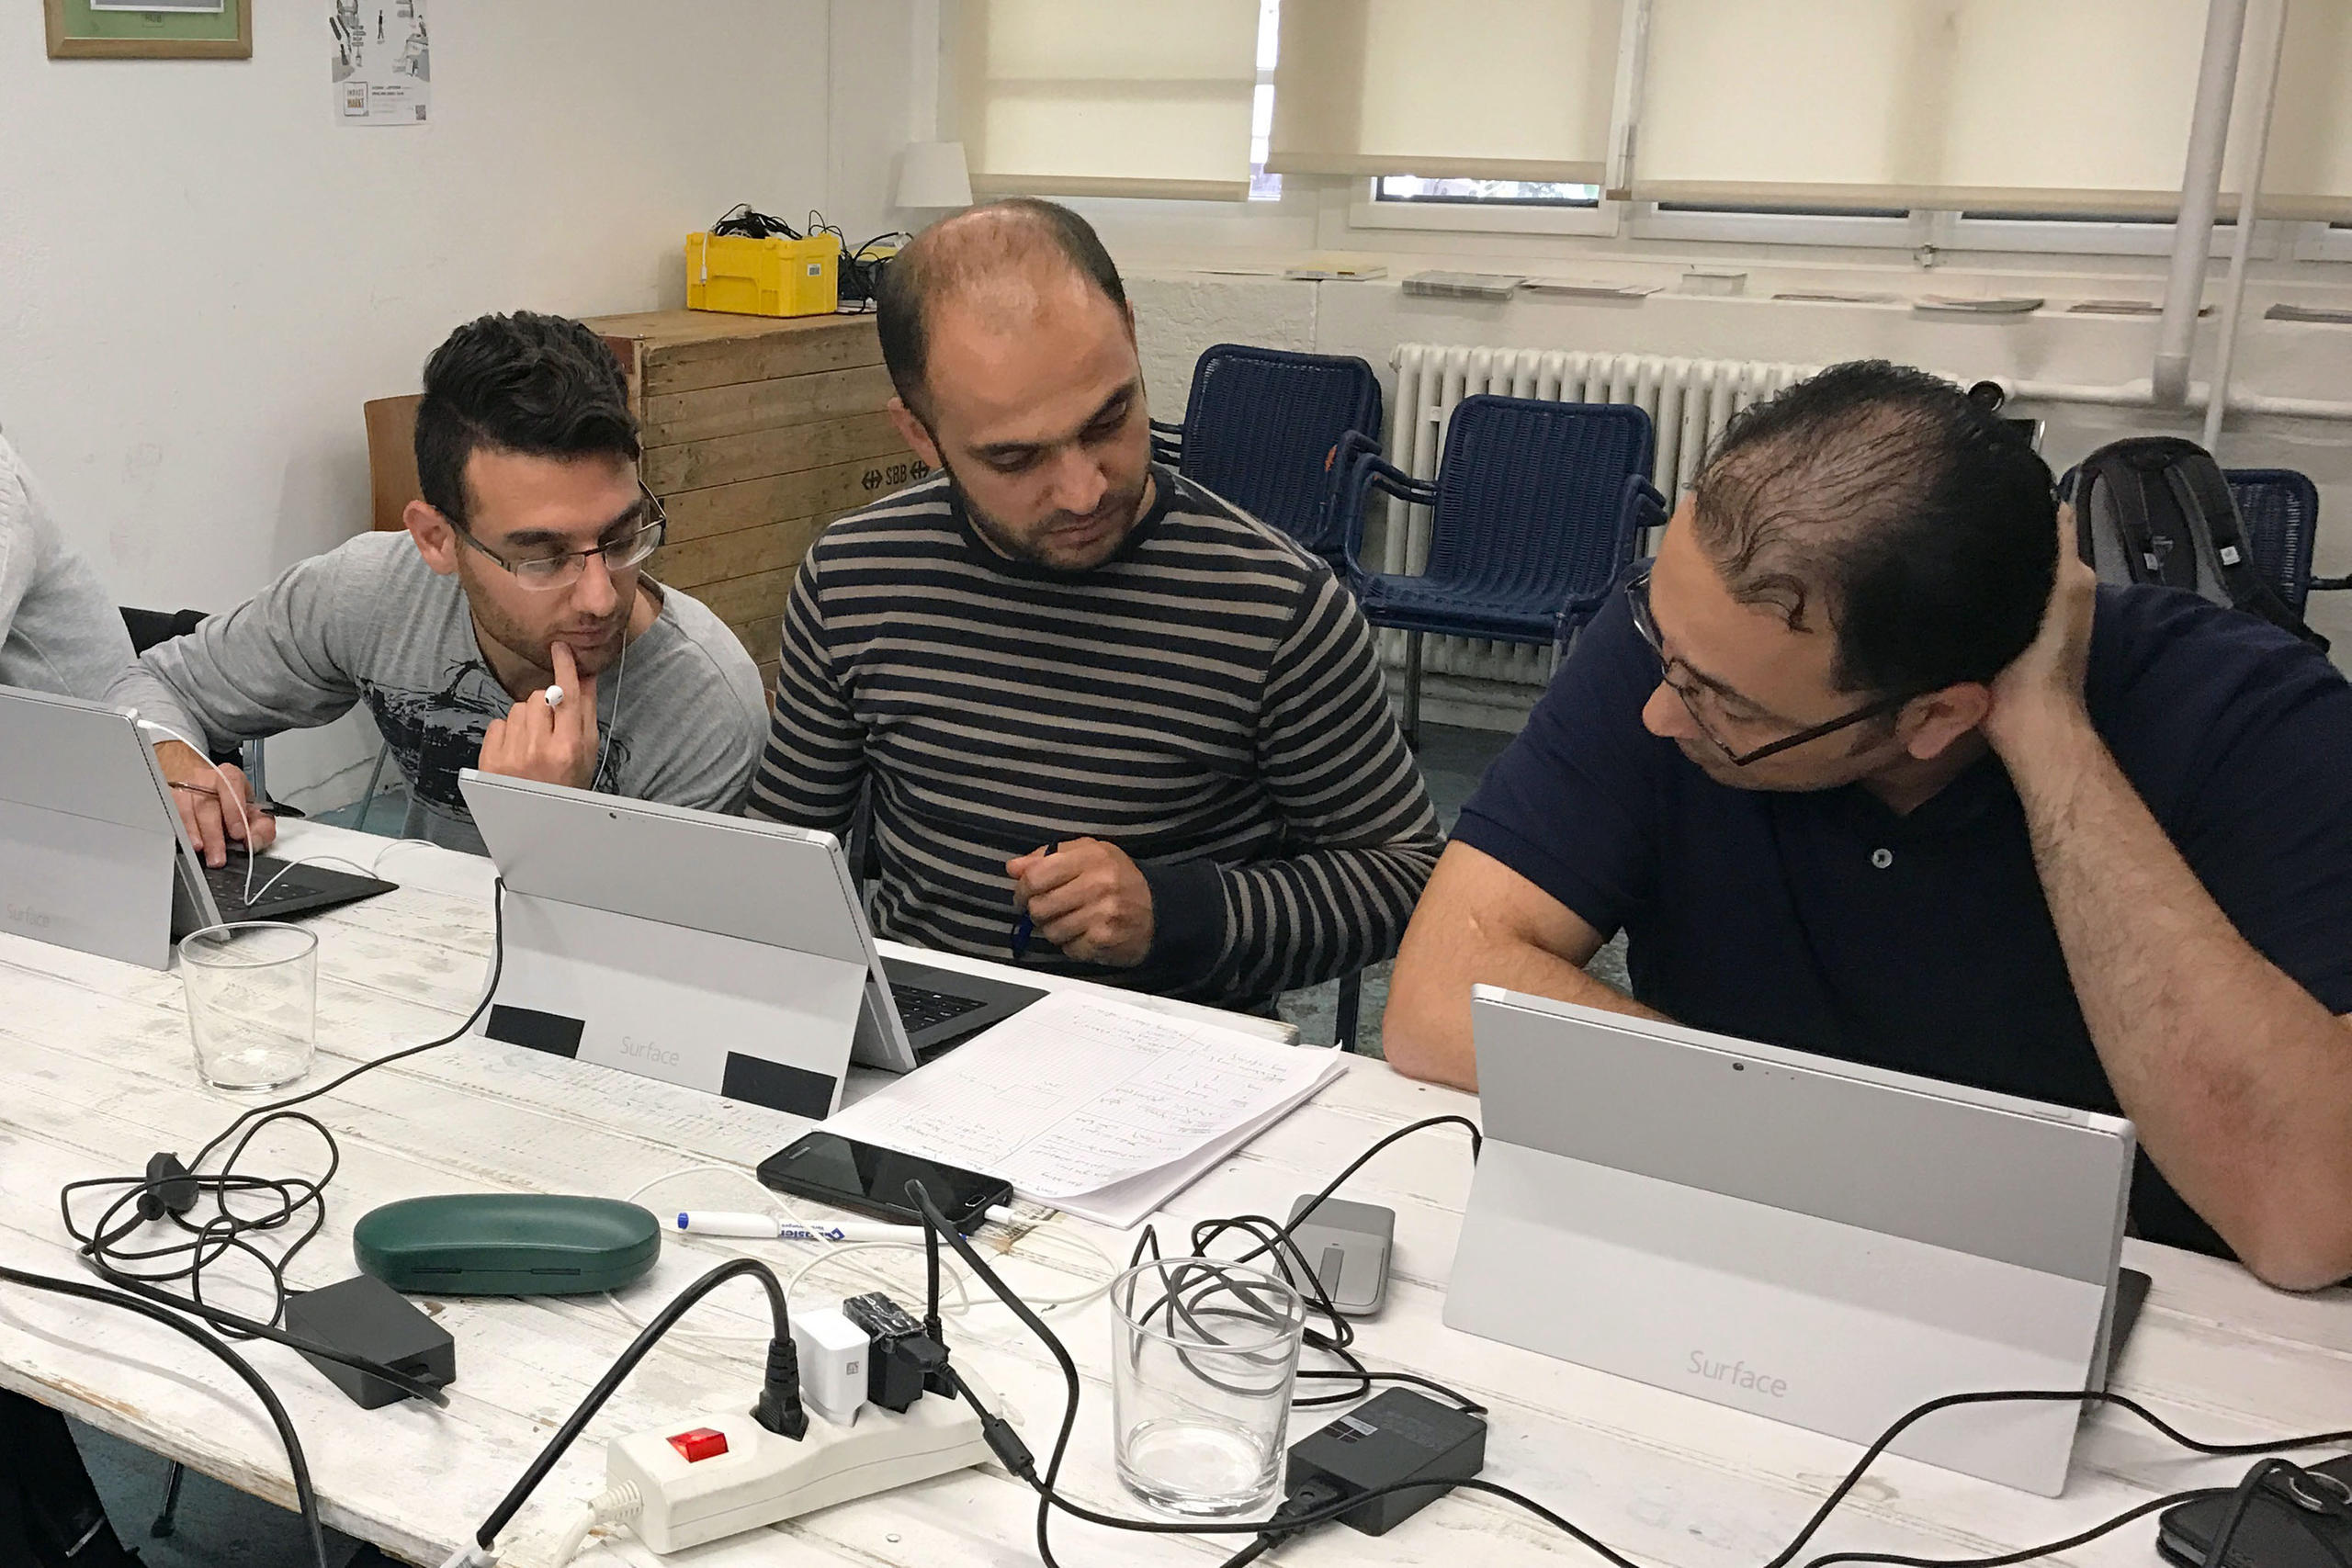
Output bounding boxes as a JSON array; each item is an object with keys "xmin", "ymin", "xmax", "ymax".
[{"xmin": 1010, "ymin": 840, "xmax": 1059, "ymax": 959}]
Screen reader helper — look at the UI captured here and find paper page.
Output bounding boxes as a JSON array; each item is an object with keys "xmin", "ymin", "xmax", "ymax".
[{"xmin": 826, "ymin": 990, "xmax": 1343, "ymax": 1213}]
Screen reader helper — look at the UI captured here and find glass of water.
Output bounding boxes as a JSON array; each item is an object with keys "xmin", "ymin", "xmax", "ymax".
[
  {"xmin": 179, "ymin": 922, "xmax": 318, "ymax": 1092},
  {"xmin": 1111, "ymin": 1256, "xmax": 1306, "ymax": 1517}
]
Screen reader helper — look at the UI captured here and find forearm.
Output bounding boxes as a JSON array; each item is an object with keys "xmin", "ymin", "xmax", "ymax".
[
  {"xmin": 2005, "ymin": 706, "xmax": 2352, "ymax": 1287},
  {"xmin": 1384, "ymin": 915, "xmax": 1662, "ymax": 1091},
  {"xmin": 1148, "ymin": 833, "xmax": 1442, "ymax": 1003}
]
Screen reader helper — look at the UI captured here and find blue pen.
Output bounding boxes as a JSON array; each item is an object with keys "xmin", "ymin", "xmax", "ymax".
[{"xmin": 1011, "ymin": 840, "xmax": 1058, "ymax": 959}]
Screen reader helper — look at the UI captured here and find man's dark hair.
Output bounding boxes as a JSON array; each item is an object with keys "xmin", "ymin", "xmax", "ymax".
[
  {"xmin": 413, "ymin": 310, "xmax": 639, "ymax": 525},
  {"xmin": 1691, "ymin": 360, "xmax": 2056, "ymax": 697},
  {"xmin": 876, "ymin": 197, "xmax": 1129, "ymax": 423}
]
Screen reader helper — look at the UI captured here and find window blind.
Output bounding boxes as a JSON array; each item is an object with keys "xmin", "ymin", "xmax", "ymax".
[
  {"xmin": 1632, "ymin": 0, "xmax": 2282, "ymax": 217},
  {"xmin": 955, "ymin": 0, "xmax": 1262, "ymax": 202},
  {"xmin": 1267, "ymin": 0, "xmax": 1622, "ymax": 183}
]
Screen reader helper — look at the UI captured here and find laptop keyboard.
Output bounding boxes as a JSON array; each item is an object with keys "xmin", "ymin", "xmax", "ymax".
[
  {"xmin": 891, "ymin": 983, "xmax": 986, "ymax": 1035},
  {"xmin": 205, "ymin": 857, "xmax": 334, "ymax": 916}
]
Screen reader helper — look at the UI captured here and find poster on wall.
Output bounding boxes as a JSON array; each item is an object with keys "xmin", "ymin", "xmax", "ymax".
[{"xmin": 331, "ymin": 0, "xmax": 430, "ymax": 126}]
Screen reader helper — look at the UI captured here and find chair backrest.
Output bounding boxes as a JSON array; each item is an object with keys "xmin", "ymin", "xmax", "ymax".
[
  {"xmin": 2224, "ymin": 468, "xmax": 2320, "ymax": 617},
  {"xmin": 1424, "ymin": 395, "xmax": 1657, "ymax": 602},
  {"xmin": 119, "ymin": 606, "xmax": 207, "ymax": 657},
  {"xmin": 365, "ymin": 394, "xmax": 424, "ymax": 534},
  {"xmin": 1176, "ymin": 344, "xmax": 1383, "ymax": 560}
]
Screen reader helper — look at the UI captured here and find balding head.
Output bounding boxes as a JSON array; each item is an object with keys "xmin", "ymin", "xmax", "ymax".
[
  {"xmin": 877, "ymin": 198, "xmax": 1131, "ymax": 425},
  {"xmin": 1691, "ymin": 360, "xmax": 2056, "ymax": 697}
]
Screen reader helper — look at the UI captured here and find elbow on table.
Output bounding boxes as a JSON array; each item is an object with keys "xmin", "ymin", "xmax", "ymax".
[
  {"xmin": 2225, "ymin": 1208, "xmax": 2352, "ymax": 1293},
  {"xmin": 1379, "ymin": 973, "xmax": 1480, "ymax": 1092}
]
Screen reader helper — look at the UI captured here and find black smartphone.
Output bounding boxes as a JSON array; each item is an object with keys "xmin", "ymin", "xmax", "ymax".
[
  {"xmin": 2158, "ymin": 1456, "xmax": 2352, "ymax": 1568},
  {"xmin": 756, "ymin": 1132, "xmax": 1012, "ymax": 1231}
]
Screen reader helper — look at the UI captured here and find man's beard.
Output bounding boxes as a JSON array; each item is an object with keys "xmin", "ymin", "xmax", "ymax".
[
  {"xmin": 458, "ymin": 565, "xmax": 632, "ymax": 677},
  {"xmin": 943, "ymin": 458, "xmax": 1148, "ymax": 573}
]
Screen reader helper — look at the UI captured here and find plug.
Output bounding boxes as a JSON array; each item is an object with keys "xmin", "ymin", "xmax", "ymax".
[
  {"xmin": 841, "ymin": 1292, "xmax": 947, "ymax": 1415},
  {"xmin": 139, "ymin": 1152, "xmax": 198, "ymax": 1222},
  {"xmin": 1282, "ymin": 1388, "xmax": 1487, "ymax": 1537},
  {"xmin": 751, "ymin": 1336, "xmax": 808, "ymax": 1440}
]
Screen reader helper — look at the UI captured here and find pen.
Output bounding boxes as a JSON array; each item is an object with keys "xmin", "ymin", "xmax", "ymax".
[
  {"xmin": 1011, "ymin": 840, "xmax": 1059, "ymax": 959},
  {"xmin": 674, "ymin": 1212, "xmax": 917, "ymax": 1242}
]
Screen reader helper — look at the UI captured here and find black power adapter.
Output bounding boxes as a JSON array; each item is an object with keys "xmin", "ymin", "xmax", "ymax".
[
  {"xmin": 841, "ymin": 1292, "xmax": 948, "ymax": 1415},
  {"xmin": 1282, "ymin": 1388, "xmax": 1488, "ymax": 1537},
  {"xmin": 282, "ymin": 1275, "xmax": 454, "ymax": 1410}
]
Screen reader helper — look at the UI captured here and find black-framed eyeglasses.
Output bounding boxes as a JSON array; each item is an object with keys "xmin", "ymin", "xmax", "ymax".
[
  {"xmin": 1624, "ymin": 565, "xmax": 1916, "ymax": 767},
  {"xmin": 453, "ymin": 479, "xmax": 668, "ymax": 592}
]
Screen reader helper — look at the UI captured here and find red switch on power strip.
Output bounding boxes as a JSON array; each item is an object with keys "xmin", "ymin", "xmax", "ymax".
[{"xmin": 666, "ymin": 1427, "xmax": 729, "ymax": 1462}]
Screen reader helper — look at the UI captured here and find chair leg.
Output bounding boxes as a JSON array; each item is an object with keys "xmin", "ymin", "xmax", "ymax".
[
  {"xmin": 241, "ymin": 739, "xmax": 268, "ymax": 802},
  {"xmin": 354, "ymin": 741, "xmax": 391, "ymax": 834},
  {"xmin": 1334, "ymin": 969, "xmax": 1363, "ymax": 1053},
  {"xmin": 150, "ymin": 1460, "xmax": 186, "ymax": 1538},
  {"xmin": 1402, "ymin": 631, "xmax": 1423, "ymax": 752}
]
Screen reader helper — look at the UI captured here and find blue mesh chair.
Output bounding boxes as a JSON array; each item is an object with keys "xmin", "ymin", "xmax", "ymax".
[
  {"xmin": 2226, "ymin": 468, "xmax": 2345, "ymax": 617},
  {"xmin": 1150, "ymin": 344, "xmax": 1385, "ymax": 577},
  {"xmin": 1336, "ymin": 395, "xmax": 1667, "ymax": 747}
]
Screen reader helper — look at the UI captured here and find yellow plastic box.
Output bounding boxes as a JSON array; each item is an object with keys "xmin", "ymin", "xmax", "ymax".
[{"xmin": 684, "ymin": 231, "xmax": 839, "ymax": 318}]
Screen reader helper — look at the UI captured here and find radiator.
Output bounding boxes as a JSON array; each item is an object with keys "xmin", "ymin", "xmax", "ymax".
[{"xmin": 1377, "ymin": 344, "xmax": 1819, "ymax": 686}]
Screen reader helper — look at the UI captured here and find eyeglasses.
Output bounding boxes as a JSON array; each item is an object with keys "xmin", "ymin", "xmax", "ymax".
[
  {"xmin": 1624, "ymin": 565, "xmax": 1916, "ymax": 767},
  {"xmin": 453, "ymin": 480, "xmax": 668, "ymax": 592}
]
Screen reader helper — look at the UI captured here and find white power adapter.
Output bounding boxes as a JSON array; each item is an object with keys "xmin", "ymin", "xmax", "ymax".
[
  {"xmin": 603, "ymin": 1363, "xmax": 1008, "ymax": 1552},
  {"xmin": 788, "ymin": 1304, "xmax": 869, "ymax": 1427}
]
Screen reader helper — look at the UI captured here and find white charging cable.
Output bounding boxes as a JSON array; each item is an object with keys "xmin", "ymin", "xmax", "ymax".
[{"xmin": 138, "ymin": 716, "xmax": 264, "ymax": 904}]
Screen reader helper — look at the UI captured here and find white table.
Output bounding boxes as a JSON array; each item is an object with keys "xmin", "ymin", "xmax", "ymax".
[{"xmin": 2, "ymin": 823, "xmax": 2347, "ymax": 1568}]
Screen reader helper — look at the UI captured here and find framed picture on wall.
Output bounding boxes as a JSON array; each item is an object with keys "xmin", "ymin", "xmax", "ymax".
[{"xmin": 43, "ymin": 0, "xmax": 251, "ymax": 59}]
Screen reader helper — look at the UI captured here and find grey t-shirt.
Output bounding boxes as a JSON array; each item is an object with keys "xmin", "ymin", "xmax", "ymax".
[
  {"xmin": 0, "ymin": 434, "xmax": 137, "ymax": 702},
  {"xmin": 107, "ymin": 531, "xmax": 766, "ymax": 851}
]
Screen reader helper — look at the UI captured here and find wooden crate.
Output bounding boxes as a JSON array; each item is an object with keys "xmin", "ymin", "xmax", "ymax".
[{"xmin": 588, "ymin": 310, "xmax": 930, "ymax": 683}]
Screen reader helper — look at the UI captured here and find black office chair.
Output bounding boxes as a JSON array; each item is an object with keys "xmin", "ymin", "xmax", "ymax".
[{"xmin": 118, "ymin": 606, "xmax": 280, "ymax": 801}]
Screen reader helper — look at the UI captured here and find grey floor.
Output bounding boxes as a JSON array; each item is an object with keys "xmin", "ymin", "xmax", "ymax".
[{"xmin": 73, "ymin": 722, "xmax": 1613, "ymax": 1564}]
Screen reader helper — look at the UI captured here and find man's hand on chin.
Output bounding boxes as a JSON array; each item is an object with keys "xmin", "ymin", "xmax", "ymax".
[{"xmin": 478, "ymin": 640, "xmax": 602, "ymax": 791}]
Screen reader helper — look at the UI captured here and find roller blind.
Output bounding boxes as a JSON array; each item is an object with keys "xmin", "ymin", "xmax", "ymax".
[
  {"xmin": 2263, "ymin": 1, "xmax": 2352, "ymax": 221},
  {"xmin": 1268, "ymin": 0, "xmax": 1622, "ymax": 182},
  {"xmin": 1632, "ymin": 0, "xmax": 2280, "ymax": 216},
  {"xmin": 954, "ymin": 0, "xmax": 1262, "ymax": 202}
]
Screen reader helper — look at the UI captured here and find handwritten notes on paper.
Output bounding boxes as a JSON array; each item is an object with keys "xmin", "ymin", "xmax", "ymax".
[{"xmin": 825, "ymin": 990, "xmax": 1346, "ymax": 1228}]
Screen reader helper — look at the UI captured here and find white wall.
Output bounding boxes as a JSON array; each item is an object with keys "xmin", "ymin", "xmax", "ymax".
[{"xmin": 0, "ymin": 0, "xmax": 833, "ymax": 804}]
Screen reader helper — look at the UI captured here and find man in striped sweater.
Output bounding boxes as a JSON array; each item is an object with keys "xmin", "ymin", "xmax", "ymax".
[{"xmin": 748, "ymin": 199, "xmax": 1440, "ymax": 1013}]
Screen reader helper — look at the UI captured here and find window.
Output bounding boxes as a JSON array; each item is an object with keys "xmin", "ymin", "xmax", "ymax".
[
  {"xmin": 1249, "ymin": 0, "xmax": 1280, "ymax": 200},
  {"xmin": 1376, "ymin": 175, "xmax": 1600, "ymax": 208}
]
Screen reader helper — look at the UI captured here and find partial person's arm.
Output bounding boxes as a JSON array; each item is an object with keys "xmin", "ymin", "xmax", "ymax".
[
  {"xmin": 1381, "ymin": 842, "xmax": 1663, "ymax": 1089},
  {"xmin": 107, "ymin": 547, "xmax": 369, "ymax": 863},
  {"xmin": 744, "ymin": 554, "xmax": 867, "ymax": 838},
  {"xmin": 1130, "ymin": 574, "xmax": 1444, "ymax": 1004},
  {"xmin": 0, "ymin": 435, "xmax": 135, "ymax": 701},
  {"xmin": 1989, "ymin": 524, "xmax": 2352, "ymax": 1291}
]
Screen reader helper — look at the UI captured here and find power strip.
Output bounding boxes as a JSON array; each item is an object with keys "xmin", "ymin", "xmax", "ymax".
[{"xmin": 604, "ymin": 1365, "xmax": 1007, "ymax": 1552}]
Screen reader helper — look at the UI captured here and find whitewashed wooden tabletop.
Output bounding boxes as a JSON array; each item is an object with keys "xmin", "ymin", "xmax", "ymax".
[{"xmin": 2, "ymin": 823, "xmax": 2347, "ymax": 1568}]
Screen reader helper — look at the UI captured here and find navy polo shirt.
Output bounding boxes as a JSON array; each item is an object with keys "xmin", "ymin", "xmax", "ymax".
[{"xmin": 1455, "ymin": 583, "xmax": 2352, "ymax": 1257}]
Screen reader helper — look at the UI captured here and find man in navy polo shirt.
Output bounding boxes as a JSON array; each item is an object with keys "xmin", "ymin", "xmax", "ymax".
[{"xmin": 1385, "ymin": 360, "xmax": 2352, "ymax": 1289}]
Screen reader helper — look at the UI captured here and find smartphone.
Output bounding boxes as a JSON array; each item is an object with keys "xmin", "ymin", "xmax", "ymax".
[
  {"xmin": 2158, "ymin": 1454, "xmax": 2352, "ymax": 1568},
  {"xmin": 756, "ymin": 1132, "xmax": 1012, "ymax": 1231}
]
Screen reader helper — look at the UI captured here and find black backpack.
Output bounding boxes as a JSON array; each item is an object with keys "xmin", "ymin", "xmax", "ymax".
[{"xmin": 2066, "ymin": 437, "xmax": 2327, "ymax": 652}]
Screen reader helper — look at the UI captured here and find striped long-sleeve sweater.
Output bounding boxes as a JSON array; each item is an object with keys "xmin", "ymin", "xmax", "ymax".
[{"xmin": 747, "ymin": 466, "xmax": 1442, "ymax": 1012}]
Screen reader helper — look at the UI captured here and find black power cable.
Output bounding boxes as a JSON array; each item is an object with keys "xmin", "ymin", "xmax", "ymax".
[
  {"xmin": 899, "ymin": 1115, "xmax": 2352, "ymax": 1568},
  {"xmin": 57, "ymin": 883, "xmax": 510, "ymax": 1404},
  {"xmin": 0, "ymin": 1263, "xmax": 334, "ymax": 1568},
  {"xmin": 467, "ymin": 1257, "xmax": 799, "ymax": 1556}
]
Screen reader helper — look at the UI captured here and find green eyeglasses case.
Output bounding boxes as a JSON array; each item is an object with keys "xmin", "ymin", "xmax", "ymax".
[{"xmin": 355, "ymin": 1194, "xmax": 661, "ymax": 1296}]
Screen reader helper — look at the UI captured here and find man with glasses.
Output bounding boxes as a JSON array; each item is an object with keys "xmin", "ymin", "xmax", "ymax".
[
  {"xmin": 1385, "ymin": 360, "xmax": 2352, "ymax": 1287},
  {"xmin": 112, "ymin": 311, "xmax": 765, "ymax": 859}
]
